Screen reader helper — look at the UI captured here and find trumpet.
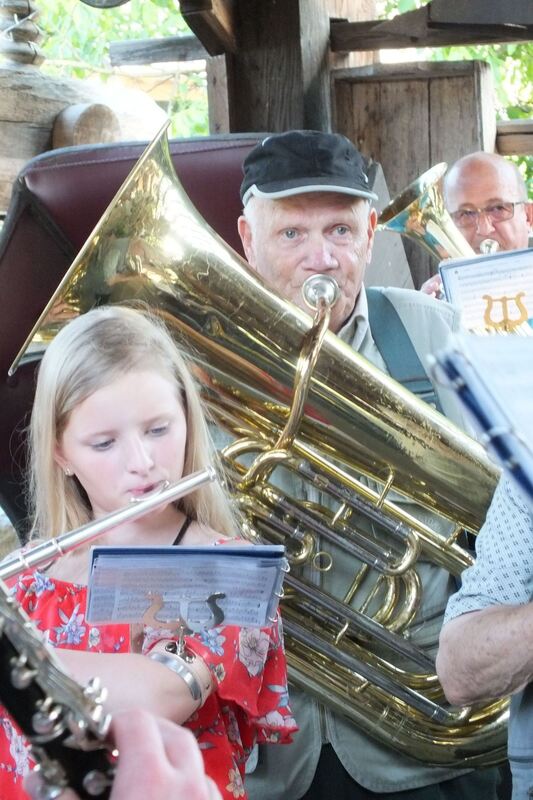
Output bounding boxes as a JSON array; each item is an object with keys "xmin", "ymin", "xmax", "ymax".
[{"xmin": 377, "ymin": 162, "xmax": 475, "ymax": 261}]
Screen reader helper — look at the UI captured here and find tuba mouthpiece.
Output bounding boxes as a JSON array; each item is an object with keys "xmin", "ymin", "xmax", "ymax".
[{"xmin": 302, "ymin": 274, "xmax": 340, "ymax": 310}]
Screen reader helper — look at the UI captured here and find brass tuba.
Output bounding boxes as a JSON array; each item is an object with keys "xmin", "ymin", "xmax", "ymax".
[{"xmin": 10, "ymin": 125, "xmax": 507, "ymax": 766}]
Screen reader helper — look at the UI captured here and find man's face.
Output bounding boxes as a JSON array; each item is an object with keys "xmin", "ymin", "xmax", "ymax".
[
  {"xmin": 445, "ymin": 160, "xmax": 532, "ymax": 253},
  {"xmin": 238, "ymin": 193, "xmax": 377, "ymax": 333}
]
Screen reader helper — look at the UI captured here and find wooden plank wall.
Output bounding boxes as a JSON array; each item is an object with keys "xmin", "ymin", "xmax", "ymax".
[{"xmin": 333, "ymin": 60, "xmax": 496, "ymax": 287}]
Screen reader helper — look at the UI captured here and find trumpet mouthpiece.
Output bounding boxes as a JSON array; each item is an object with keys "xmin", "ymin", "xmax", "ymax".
[{"xmin": 479, "ymin": 238, "xmax": 499, "ymax": 255}]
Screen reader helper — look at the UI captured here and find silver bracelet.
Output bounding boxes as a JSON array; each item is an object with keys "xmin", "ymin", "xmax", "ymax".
[
  {"xmin": 149, "ymin": 642, "xmax": 212, "ymax": 706},
  {"xmin": 149, "ymin": 649, "xmax": 203, "ymax": 702}
]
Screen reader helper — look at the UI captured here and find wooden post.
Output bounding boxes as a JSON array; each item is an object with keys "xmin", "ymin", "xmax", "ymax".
[
  {"xmin": 207, "ymin": 55, "xmax": 230, "ymax": 134},
  {"xmin": 213, "ymin": 0, "xmax": 376, "ymax": 133}
]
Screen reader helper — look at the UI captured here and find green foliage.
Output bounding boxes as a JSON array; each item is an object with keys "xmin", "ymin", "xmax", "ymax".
[
  {"xmin": 37, "ymin": 0, "xmax": 209, "ymax": 135},
  {"xmin": 395, "ymin": 0, "xmax": 418, "ymax": 13},
  {"xmin": 39, "ymin": 0, "xmax": 190, "ymax": 68},
  {"xmin": 436, "ymin": 43, "xmax": 531, "ymax": 122},
  {"xmin": 377, "ymin": 0, "xmax": 425, "ymax": 17},
  {"xmin": 167, "ymin": 70, "xmax": 209, "ymax": 137}
]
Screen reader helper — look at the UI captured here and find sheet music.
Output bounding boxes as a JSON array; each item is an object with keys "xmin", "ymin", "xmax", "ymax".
[
  {"xmin": 439, "ymin": 248, "xmax": 533, "ymax": 333},
  {"xmin": 432, "ymin": 333, "xmax": 533, "ymax": 508},
  {"xmin": 86, "ymin": 544, "xmax": 287, "ymax": 627}
]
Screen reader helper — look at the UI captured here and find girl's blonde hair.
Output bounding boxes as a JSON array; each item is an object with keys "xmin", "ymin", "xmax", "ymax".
[{"xmin": 28, "ymin": 305, "xmax": 237, "ymax": 539}]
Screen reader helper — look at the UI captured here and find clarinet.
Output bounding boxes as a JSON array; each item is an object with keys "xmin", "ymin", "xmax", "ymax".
[{"xmin": 0, "ymin": 578, "xmax": 115, "ymax": 799}]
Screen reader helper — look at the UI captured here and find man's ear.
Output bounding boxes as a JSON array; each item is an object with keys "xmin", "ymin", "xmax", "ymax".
[
  {"xmin": 237, "ymin": 214, "xmax": 256, "ymax": 268},
  {"xmin": 366, "ymin": 207, "xmax": 379, "ymax": 264},
  {"xmin": 525, "ymin": 201, "xmax": 533, "ymax": 229}
]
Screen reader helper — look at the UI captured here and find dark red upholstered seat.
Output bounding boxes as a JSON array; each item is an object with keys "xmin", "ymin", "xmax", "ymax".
[{"xmin": 0, "ymin": 133, "xmax": 262, "ymax": 533}]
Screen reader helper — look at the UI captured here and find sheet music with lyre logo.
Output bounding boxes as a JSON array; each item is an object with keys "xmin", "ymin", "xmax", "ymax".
[{"xmin": 439, "ymin": 248, "xmax": 533, "ymax": 334}]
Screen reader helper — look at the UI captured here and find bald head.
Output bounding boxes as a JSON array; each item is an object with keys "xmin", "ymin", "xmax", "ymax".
[
  {"xmin": 443, "ymin": 151, "xmax": 532, "ymax": 253},
  {"xmin": 444, "ymin": 152, "xmax": 527, "ymax": 203}
]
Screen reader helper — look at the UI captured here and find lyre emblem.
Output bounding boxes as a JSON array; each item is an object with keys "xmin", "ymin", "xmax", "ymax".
[
  {"xmin": 482, "ymin": 291, "xmax": 528, "ymax": 333},
  {"xmin": 143, "ymin": 591, "xmax": 226, "ymax": 635}
]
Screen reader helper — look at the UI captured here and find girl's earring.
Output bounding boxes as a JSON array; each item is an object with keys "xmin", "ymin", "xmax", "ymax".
[{"xmin": 64, "ymin": 467, "xmax": 73, "ymax": 477}]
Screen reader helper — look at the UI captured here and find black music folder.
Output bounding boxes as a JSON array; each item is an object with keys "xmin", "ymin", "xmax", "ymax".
[{"xmin": 431, "ymin": 333, "xmax": 533, "ymax": 510}]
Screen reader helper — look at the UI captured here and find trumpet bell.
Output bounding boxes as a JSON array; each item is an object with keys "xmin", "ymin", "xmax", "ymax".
[{"xmin": 378, "ymin": 163, "xmax": 475, "ymax": 262}]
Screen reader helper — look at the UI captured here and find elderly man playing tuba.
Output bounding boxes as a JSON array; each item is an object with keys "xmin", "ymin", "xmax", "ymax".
[{"xmin": 231, "ymin": 130, "xmax": 502, "ymax": 800}]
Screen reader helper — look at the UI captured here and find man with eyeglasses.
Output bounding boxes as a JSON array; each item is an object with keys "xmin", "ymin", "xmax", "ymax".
[{"xmin": 420, "ymin": 152, "xmax": 532, "ymax": 297}]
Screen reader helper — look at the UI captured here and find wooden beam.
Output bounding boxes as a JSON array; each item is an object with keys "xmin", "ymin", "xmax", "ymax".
[
  {"xmin": 207, "ymin": 54, "xmax": 230, "ymax": 133},
  {"xmin": 333, "ymin": 60, "xmax": 500, "ymax": 83},
  {"xmin": 300, "ymin": 0, "xmax": 331, "ymax": 131},
  {"xmin": 178, "ymin": 0, "xmax": 236, "ymax": 56},
  {"xmin": 430, "ymin": 0, "xmax": 533, "ymax": 27},
  {"xmin": 224, "ymin": 0, "xmax": 333, "ymax": 132},
  {"xmin": 218, "ymin": 0, "xmax": 378, "ymax": 134},
  {"xmin": 496, "ymin": 119, "xmax": 533, "ymax": 157},
  {"xmin": 109, "ymin": 34, "xmax": 207, "ymax": 66},
  {"xmin": 331, "ymin": 7, "xmax": 533, "ymax": 52},
  {"xmin": 0, "ymin": 1, "xmax": 39, "ymax": 15},
  {"xmin": 0, "ymin": 15, "xmax": 42, "ymax": 43},
  {"xmin": 0, "ymin": 38, "xmax": 44, "ymax": 63}
]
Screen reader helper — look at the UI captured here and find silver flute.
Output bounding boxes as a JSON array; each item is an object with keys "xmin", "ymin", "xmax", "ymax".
[{"xmin": 0, "ymin": 466, "xmax": 216, "ymax": 580}]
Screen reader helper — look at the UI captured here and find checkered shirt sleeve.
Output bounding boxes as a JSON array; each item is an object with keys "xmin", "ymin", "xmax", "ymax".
[{"xmin": 444, "ymin": 477, "xmax": 533, "ymax": 624}]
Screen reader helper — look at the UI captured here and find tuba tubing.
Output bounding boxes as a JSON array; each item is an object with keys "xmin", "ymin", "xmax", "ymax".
[{"xmin": 9, "ymin": 128, "xmax": 494, "ymax": 531}]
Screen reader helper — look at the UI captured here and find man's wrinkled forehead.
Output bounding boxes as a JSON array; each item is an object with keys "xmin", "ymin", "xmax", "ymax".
[{"xmin": 251, "ymin": 191, "xmax": 370, "ymax": 221}]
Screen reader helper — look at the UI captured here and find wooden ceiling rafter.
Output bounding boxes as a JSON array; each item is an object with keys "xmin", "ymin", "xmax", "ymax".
[
  {"xmin": 178, "ymin": 0, "xmax": 236, "ymax": 56},
  {"xmin": 331, "ymin": 0, "xmax": 533, "ymax": 53},
  {"xmin": 109, "ymin": 1, "xmax": 533, "ymax": 67}
]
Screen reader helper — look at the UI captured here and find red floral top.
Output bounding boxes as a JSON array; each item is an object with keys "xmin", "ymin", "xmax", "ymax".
[{"xmin": 0, "ymin": 571, "xmax": 297, "ymax": 800}]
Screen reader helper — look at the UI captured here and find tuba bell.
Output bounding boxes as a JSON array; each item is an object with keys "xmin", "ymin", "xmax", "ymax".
[{"xmin": 10, "ymin": 124, "xmax": 507, "ymax": 766}]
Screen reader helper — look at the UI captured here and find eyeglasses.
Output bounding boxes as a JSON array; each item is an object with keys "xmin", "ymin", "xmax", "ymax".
[{"xmin": 450, "ymin": 201, "xmax": 527, "ymax": 228}]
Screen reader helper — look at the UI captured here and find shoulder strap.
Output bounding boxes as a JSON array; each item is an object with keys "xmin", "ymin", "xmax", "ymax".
[
  {"xmin": 172, "ymin": 516, "xmax": 192, "ymax": 546},
  {"xmin": 366, "ymin": 288, "xmax": 442, "ymax": 412}
]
